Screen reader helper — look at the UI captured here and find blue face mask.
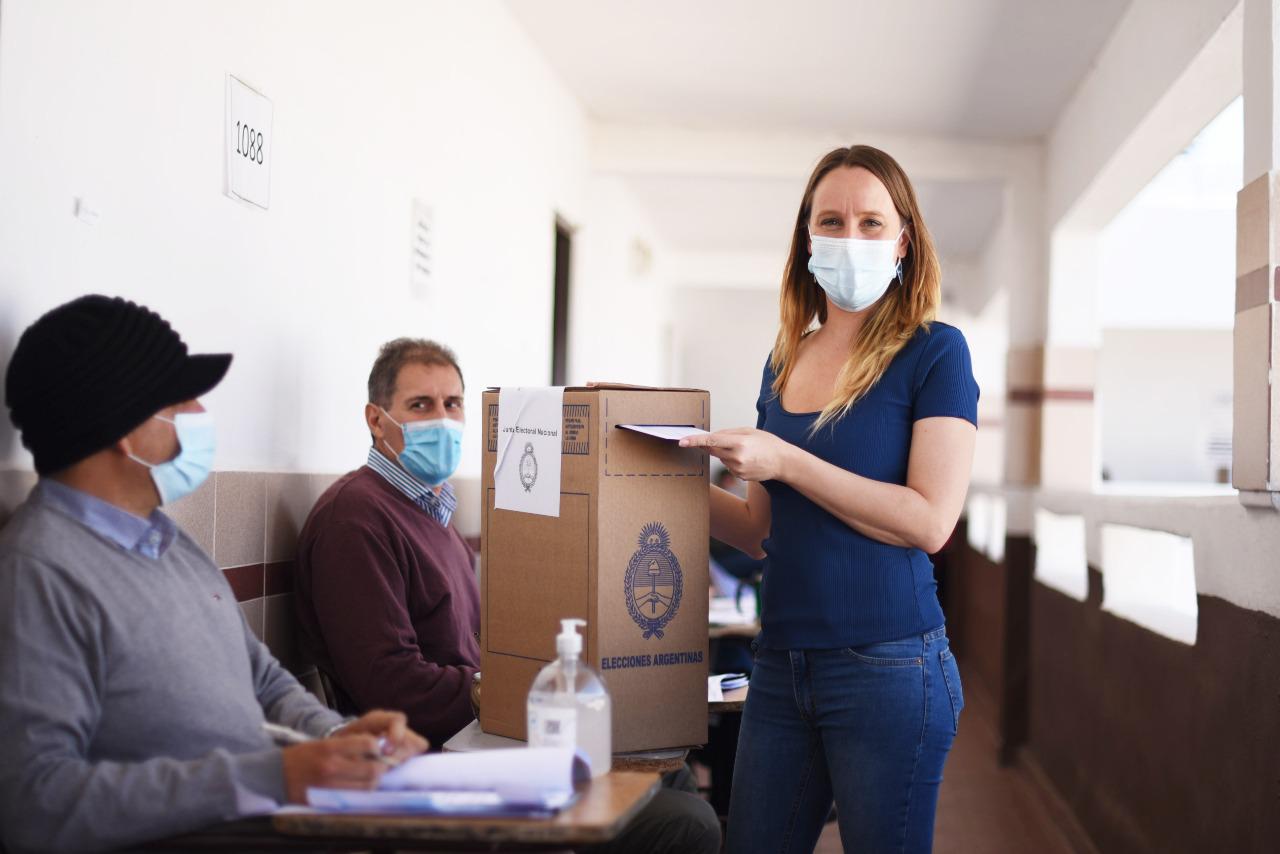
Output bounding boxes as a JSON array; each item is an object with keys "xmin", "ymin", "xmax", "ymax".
[
  {"xmin": 807, "ymin": 228, "xmax": 905, "ymax": 313},
  {"xmin": 127, "ymin": 411, "xmax": 216, "ymax": 505},
  {"xmin": 380, "ymin": 408, "xmax": 464, "ymax": 487}
]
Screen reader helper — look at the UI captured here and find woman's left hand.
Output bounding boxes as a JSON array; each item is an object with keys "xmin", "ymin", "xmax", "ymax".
[{"xmin": 680, "ymin": 428, "xmax": 794, "ymax": 483}]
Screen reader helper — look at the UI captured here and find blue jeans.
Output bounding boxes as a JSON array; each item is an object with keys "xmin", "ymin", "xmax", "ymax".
[{"xmin": 726, "ymin": 626, "xmax": 963, "ymax": 854}]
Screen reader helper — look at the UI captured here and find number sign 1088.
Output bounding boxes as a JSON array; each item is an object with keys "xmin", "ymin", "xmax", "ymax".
[{"xmin": 235, "ymin": 121, "xmax": 264, "ymax": 165}]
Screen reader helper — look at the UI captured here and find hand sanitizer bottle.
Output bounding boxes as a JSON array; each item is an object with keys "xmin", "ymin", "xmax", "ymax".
[{"xmin": 526, "ymin": 618, "xmax": 612, "ymax": 777}]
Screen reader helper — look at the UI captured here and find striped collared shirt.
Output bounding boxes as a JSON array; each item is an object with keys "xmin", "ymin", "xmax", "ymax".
[{"xmin": 366, "ymin": 446, "xmax": 456, "ymax": 528}]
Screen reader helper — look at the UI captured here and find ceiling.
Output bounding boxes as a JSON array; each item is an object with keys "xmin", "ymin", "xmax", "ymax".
[
  {"xmin": 504, "ymin": 0, "xmax": 1131, "ymax": 141},
  {"xmin": 505, "ymin": 0, "xmax": 1129, "ymax": 291},
  {"xmin": 624, "ymin": 172, "xmax": 1004, "ymax": 260}
]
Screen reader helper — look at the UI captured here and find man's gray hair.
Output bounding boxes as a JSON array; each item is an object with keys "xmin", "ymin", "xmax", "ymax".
[{"xmin": 367, "ymin": 338, "xmax": 464, "ymax": 408}]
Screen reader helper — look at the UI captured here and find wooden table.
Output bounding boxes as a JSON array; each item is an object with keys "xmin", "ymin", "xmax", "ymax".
[
  {"xmin": 276, "ymin": 770, "xmax": 659, "ymax": 849},
  {"xmin": 444, "ymin": 719, "xmax": 691, "ymax": 774},
  {"xmin": 708, "ymin": 684, "xmax": 748, "ymax": 714},
  {"xmin": 145, "ymin": 770, "xmax": 660, "ymax": 852},
  {"xmin": 708, "ymin": 621, "xmax": 759, "ymax": 640}
]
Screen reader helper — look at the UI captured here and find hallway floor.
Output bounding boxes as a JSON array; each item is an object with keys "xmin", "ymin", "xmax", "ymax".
[{"xmin": 814, "ymin": 676, "xmax": 1083, "ymax": 854}]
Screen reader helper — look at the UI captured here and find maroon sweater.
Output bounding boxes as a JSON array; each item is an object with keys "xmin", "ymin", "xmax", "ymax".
[{"xmin": 294, "ymin": 466, "xmax": 480, "ymax": 746}]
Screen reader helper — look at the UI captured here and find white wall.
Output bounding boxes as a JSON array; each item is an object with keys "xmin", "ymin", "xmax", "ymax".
[
  {"xmin": 1098, "ymin": 329, "xmax": 1233, "ymax": 484},
  {"xmin": 1092, "ymin": 98, "xmax": 1238, "ymax": 485},
  {"xmin": 1099, "ymin": 210, "xmax": 1236, "ymax": 329},
  {"xmin": 668, "ymin": 262, "xmax": 1007, "ymax": 481},
  {"xmin": 569, "ymin": 175, "xmax": 673, "ymax": 388},
  {"xmin": 1098, "ymin": 97, "xmax": 1241, "ymax": 331},
  {"xmin": 1046, "ymin": 0, "xmax": 1241, "ymax": 229},
  {"xmin": 938, "ymin": 280, "xmax": 1008, "ymax": 486},
  {"xmin": 669, "ymin": 286, "xmax": 778, "ymax": 433},
  {"xmin": 1040, "ymin": 0, "xmax": 1239, "ymax": 348},
  {"xmin": 1027, "ymin": 488, "xmax": 1280, "ymax": 621},
  {"xmin": 0, "ymin": 0, "xmax": 612, "ymax": 479},
  {"xmin": 973, "ymin": 156, "xmax": 1047, "ymax": 349}
]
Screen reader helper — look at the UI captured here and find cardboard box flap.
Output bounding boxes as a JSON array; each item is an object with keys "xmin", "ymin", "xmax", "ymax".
[
  {"xmin": 484, "ymin": 490, "xmax": 591, "ymax": 659},
  {"xmin": 604, "ymin": 395, "xmax": 708, "ymax": 478}
]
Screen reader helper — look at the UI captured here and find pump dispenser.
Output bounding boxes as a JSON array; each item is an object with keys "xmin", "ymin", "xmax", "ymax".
[
  {"xmin": 527, "ymin": 619, "xmax": 612, "ymax": 777},
  {"xmin": 557, "ymin": 618, "xmax": 583, "ymax": 658}
]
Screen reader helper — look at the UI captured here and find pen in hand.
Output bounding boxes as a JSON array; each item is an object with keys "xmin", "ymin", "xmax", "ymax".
[{"xmin": 261, "ymin": 721, "xmax": 399, "ymax": 766}]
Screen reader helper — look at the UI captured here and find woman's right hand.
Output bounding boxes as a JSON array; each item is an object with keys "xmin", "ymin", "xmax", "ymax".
[{"xmin": 680, "ymin": 428, "xmax": 797, "ymax": 484}]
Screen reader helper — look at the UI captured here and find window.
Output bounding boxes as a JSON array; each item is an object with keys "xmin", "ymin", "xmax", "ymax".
[
  {"xmin": 965, "ymin": 492, "xmax": 1006, "ymax": 563},
  {"xmin": 1099, "ymin": 524, "xmax": 1198, "ymax": 644},
  {"xmin": 1033, "ymin": 509, "xmax": 1088, "ymax": 601},
  {"xmin": 1096, "ymin": 98, "xmax": 1240, "ymax": 491}
]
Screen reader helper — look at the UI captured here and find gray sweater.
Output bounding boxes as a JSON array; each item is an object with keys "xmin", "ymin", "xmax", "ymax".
[{"xmin": 0, "ymin": 489, "xmax": 344, "ymax": 853}]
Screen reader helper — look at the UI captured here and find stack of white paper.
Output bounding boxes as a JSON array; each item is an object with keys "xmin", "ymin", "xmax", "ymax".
[
  {"xmin": 709, "ymin": 595, "xmax": 756, "ymax": 628},
  {"xmin": 708, "ymin": 673, "xmax": 749, "ymax": 702},
  {"xmin": 307, "ymin": 747, "xmax": 588, "ymax": 816}
]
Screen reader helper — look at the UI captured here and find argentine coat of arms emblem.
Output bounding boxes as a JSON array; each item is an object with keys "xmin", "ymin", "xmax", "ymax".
[
  {"xmin": 624, "ymin": 522, "xmax": 683, "ymax": 639},
  {"xmin": 519, "ymin": 442, "xmax": 538, "ymax": 492}
]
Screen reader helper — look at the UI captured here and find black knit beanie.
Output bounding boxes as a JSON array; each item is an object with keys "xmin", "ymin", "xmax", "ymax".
[{"xmin": 4, "ymin": 295, "xmax": 232, "ymax": 475}]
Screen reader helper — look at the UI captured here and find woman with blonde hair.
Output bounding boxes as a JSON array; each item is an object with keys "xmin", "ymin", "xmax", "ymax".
[{"xmin": 682, "ymin": 145, "xmax": 978, "ymax": 852}]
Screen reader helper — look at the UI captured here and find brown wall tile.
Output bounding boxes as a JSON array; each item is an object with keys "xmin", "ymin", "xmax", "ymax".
[
  {"xmin": 946, "ymin": 533, "xmax": 1035, "ymax": 764},
  {"xmin": 999, "ymin": 535, "xmax": 1033, "ymax": 763},
  {"xmin": 265, "ymin": 560, "xmax": 294, "ymax": 596},
  {"xmin": 1040, "ymin": 400, "xmax": 1097, "ymax": 490},
  {"xmin": 1236, "ymin": 172, "xmax": 1274, "ymax": 278},
  {"xmin": 239, "ymin": 597, "xmax": 266, "ymax": 642},
  {"xmin": 1235, "ymin": 266, "xmax": 1271, "ymax": 313},
  {"xmin": 1233, "ymin": 303, "xmax": 1272, "ymax": 490},
  {"xmin": 1006, "ymin": 346, "xmax": 1045, "ymax": 390},
  {"xmin": 1028, "ymin": 576, "xmax": 1280, "ymax": 853},
  {"xmin": 952, "ymin": 539, "xmax": 1008, "ymax": 705},
  {"xmin": 1272, "ymin": 308, "xmax": 1280, "ymax": 486},
  {"xmin": 312, "ymin": 472, "xmax": 342, "ymax": 492},
  {"xmin": 165, "ymin": 473, "xmax": 216, "ymax": 554},
  {"xmin": 0, "ymin": 469, "xmax": 36, "ymax": 527},
  {"xmin": 214, "ymin": 471, "xmax": 266, "ymax": 569},
  {"xmin": 1043, "ymin": 346, "xmax": 1096, "ymax": 390},
  {"xmin": 264, "ymin": 592, "xmax": 306, "ymax": 674},
  {"xmin": 266, "ymin": 473, "xmax": 325, "ymax": 563},
  {"xmin": 223, "ymin": 563, "xmax": 265, "ymax": 602},
  {"xmin": 1004, "ymin": 403, "xmax": 1043, "ymax": 486}
]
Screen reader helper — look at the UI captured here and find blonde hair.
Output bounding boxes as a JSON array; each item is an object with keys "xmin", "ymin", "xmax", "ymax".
[{"xmin": 771, "ymin": 145, "xmax": 941, "ymax": 432}]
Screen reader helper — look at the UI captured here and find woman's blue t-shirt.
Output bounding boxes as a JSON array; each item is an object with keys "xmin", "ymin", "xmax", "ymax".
[{"xmin": 755, "ymin": 321, "xmax": 979, "ymax": 650}]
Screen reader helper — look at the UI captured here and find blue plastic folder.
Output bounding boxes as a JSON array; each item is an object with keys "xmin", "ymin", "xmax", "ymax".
[{"xmin": 306, "ymin": 747, "xmax": 589, "ymax": 817}]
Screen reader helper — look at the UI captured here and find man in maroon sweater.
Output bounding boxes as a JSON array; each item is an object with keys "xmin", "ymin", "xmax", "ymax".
[
  {"xmin": 295, "ymin": 338, "xmax": 476, "ymax": 747},
  {"xmin": 294, "ymin": 339, "xmax": 719, "ymax": 854}
]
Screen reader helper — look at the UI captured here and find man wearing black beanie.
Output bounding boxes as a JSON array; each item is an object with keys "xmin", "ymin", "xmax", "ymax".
[{"xmin": 0, "ymin": 295, "xmax": 428, "ymax": 853}]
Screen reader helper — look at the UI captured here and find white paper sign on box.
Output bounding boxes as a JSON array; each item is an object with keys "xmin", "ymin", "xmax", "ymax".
[
  {"xmin": 494, "ymin": 386, "xmax": 565, "ymax": 517},
  {"xmin": 224, "ymin": 75, "xmax": 273, "ymax": 209}
]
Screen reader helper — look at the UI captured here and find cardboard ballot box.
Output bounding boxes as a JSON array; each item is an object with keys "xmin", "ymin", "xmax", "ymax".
[{"xmin": 479, "ymin": 385, "xmax": 710, "ymax": 752}]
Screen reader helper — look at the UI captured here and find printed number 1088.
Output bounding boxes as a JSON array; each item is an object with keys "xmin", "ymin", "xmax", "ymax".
[{"xmin": 235, "ymin": 121, "xmax": 264, "ymax": 165}]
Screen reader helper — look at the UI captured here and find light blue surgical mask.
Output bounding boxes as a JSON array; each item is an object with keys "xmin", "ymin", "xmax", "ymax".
[
  {"xmin": 807, "ymin": 228, "xmax": 905, "ymax": 313},
  {"xmin": 380, "ymin": 408, "xmax": 464, "ymax": 487},
  {"xmin": 127, "ymin": 411, "xmax": 216, "ymax": 505}
]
